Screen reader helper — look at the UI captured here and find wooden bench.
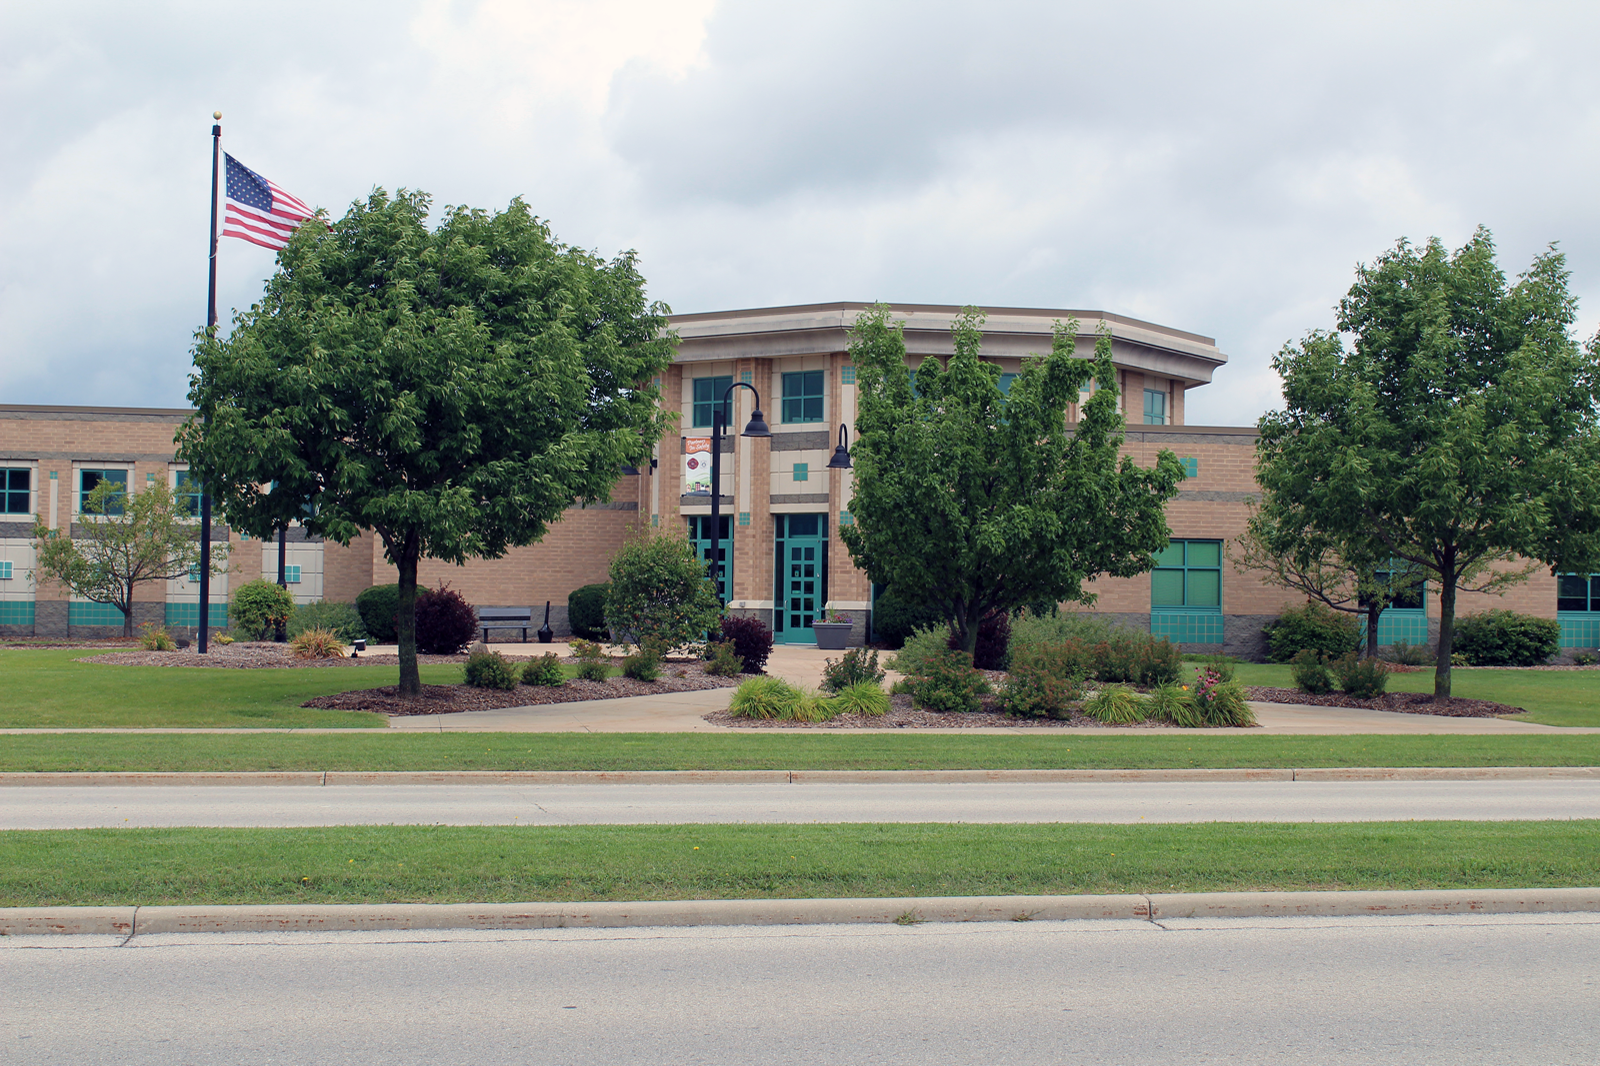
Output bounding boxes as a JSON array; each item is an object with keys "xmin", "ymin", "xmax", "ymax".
[{"xmin": 479, "ymin": 606, "xmax": 534, "ymax": 643}]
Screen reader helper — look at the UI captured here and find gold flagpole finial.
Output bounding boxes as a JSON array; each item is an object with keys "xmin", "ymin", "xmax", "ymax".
[{"xmin": 213, "ymin": 111, "xmax": 222, "ymax": 120}]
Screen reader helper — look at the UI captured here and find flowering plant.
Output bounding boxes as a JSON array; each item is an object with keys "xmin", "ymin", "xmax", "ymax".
[{"xmin": 823, "ymin": 610, "xmax": 853, "ymax": 624}]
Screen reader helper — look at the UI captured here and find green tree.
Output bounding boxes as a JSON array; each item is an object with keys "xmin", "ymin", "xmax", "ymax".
[
  {"xmin": 603, "ymin": 534, "xmax": 723, "ymax": 653},
  {"xmin": 840, "ymin": 304, "xmax": 1185, "ymax": 654},
  {"xmin": 1256, "ymin": 228, "xmax": 1600, "ymax": 697},
  {"xmin": 32, "ymin": 480, "xmax": 227, "ymax": 637},
  {"xmin": 178, "ymin": 189, "xmax": 675, "ymax": 695}
]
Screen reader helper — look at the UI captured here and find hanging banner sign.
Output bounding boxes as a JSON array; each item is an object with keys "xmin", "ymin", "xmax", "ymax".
[{"xmin": 684, "ymin": 438, "xmax": 712, "ymax": 493}]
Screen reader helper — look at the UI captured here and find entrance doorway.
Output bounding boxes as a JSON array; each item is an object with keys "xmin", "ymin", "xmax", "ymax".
[{"xmin": 774, "ymin": 513, "xmax": 828, "ymax": 644}]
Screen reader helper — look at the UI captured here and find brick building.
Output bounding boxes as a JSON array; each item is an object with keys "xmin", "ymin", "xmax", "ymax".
[{"xmin": 1, "ymin": 301, "xmax": 1591, "ymax": 657}]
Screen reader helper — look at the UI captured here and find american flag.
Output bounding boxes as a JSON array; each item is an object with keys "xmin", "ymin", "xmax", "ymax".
[{"xmin": 221, "ymin": 154, "xmax": 323, "ymax": 250}]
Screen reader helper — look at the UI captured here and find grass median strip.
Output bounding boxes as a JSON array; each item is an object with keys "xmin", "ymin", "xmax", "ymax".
[
  {"xmin": 2, "ymin": 821, "xmax": 1594, "ymax": 907},
  {"xmin": 4, "ymin": 733, "xmax": 1600, "ymax": 773}
]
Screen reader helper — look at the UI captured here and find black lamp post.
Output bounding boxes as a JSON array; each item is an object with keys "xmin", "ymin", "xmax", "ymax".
[
  {"xmin": 709, "ymin": 382, "xmax": 770, "ymax": 605},
  {"xmin": 827, "ymin": 424, "xmax": 852, "ymax": 469}
]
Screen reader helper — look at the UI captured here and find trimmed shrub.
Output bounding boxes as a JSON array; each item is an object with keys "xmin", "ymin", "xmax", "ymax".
[
  {"xmin": 230, "ymin": 579, "xmax": 296, "ymax": 641},
  {"xmin": 290, "ymin": 627, "xmax": 345, "ymax": 660},
  {"xmin": 567, "ymin": 583, "xmax": 610, "ymax": 641},
  {"xmin": 621, "ymin": 642, "xmax": 663, "ymax": 682},
  {"xmin": 945, "ymin": 609, "xmax": 1011, "ymax": 671},
  {"xmin": 716, "ymin": 614, "xmax": 774, "ymax": 674},
  {"xmin": 821, "ymin": 647, "xmax": 885, "ymax": 693},
  {"xmin": 605, "ymin": 535, "xmax": 722, "ymax": 653},
  {"xmin": 1452, "ymin": 610, "xmax": 1560, "ymax": 667},
  {"xmin": 1009, "ymin": 612, "xmax": 1114, "ymax": 653},
  {"xmin": 1264, "ymin": 601, "xmax": 1360, "ymax": 662},
  {"xmin": 998, "ymin": 643, "xmax": 1086, "ymax": 719},
  {"xmin": 522, "ymin": 653, "xmax": 566, "ymax": 687},
  {"xmin": 463, "ymin": 649, "xmax": 519, "ymax": 690},
  {"xmin": 1334, "ymin": 653, "xmax": 1390, "ymax": 699},
  {"xmin": 704, "ymin": 641, "xmax": 744, "ymax": 677},
  {"xmin": 1290, "ymin": 649, "xmax": 1335, "ymax": 694},
  {"xmin": 830, "ymin": 680, "xmax": 889, "ymax": 717},
  {"xmin": 414, "ymin": 584, "xmax": 478, "ymax": 654},
  {"xmin": 1091, "ymin": 631, "xmax": 1182, "ymax": 687},
  {"xmin": 888, "ymin": 624, "xmax": 952, "ymax": 677},
  {"xmin": 1082, "ymin": 684, "xmax": 1146, "ymax": 724},
  {"xmin": 570, "ymin": 639, "xmax": 611, "ymax": 682},
  {"xmin": 355, "ymin": 584, "xmax": 403, "ymax": 644},
  {"xmin": 907, "ymin": 648, "xmax": 989, "ymax": 714},
  {"xmin": 288, "ymin": 601, "xmax": 367, "ymax": 644},
  {"xmin": 871, "ymin": 586, "xmax": 946, "ymax": 649}
]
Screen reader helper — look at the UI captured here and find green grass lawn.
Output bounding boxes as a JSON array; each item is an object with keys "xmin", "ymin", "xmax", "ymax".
[
  {"xmin": 2, "ymin": 821, "xmax": 1593, "ymax": 906},
  {"xmin": 1219, "ymin": 662, "xmax": 1600, "ymax": 728},
  {"xmin": 4, "ymin": 732, "xmax": 1599, "ymax": 773}
]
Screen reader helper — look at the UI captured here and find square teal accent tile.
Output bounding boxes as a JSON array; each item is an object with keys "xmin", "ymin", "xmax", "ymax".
[
  {"xmin": 165, "ymin": 602, "xmax": 230, "ymax": 628},
  {"xmin": 740, "ymin": 370, "xmax": 752, "ymax": 384},
  {"xmin": 738, "ymin": 512, "xmax": 750, "ymax": 527},
  {"xmin": 1150, "ymin": 611, "xmax": 1223, "ymax": 644},
  {"xmin": 284, "ymin": 564, "xmax": 302, "ymax": 584},
  {"xmin": 793, "ymin": 462, "xmax": 809, "ymax": 482},
  {"xmin": 1559, "ymin": 614, "xmax": 1600, "ymax": 649},
  {"xmin": 0, "ymin": 600, "xmax": 35, "ymax": 625},
  {"xmin": 0, "ymin": 561, "xmax": 11, "ymax": 580},
  {"xmin": 841, "ymin": 366, "xmax": 856, "ymax": 385},
  {"xmin": 1180, "ymin": 457, "xmax": 1199, "ymax": 478},
  {"xmin": 69, "ymin": 602, "xmax": 127, "ymax": 627},
  {"xmin": 49, "ymin": 471, "xmax": 58, "ymax": 480},
  {"xmin": 1376, "ymin": 611, "xmax": 1428, "ymax": 646},
  {"xmin": 839, "ymin": 511, "xmax": 854, "ymax": 526},
  {"xmin": 651, "ymin": 514, "xmax": 660, "ymax": 528}
]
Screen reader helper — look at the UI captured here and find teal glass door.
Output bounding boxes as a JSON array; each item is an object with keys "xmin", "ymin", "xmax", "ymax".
[
  {"xmin": 774, "ymin": 513, "xmax": 828, "ymax": 644},
  {"xmin": 687, "ymin": 515, "xmax": 731, "ymax": 602}
]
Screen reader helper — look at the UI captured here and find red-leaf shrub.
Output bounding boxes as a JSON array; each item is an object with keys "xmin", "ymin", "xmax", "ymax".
[
  {"xmin": 414, "ymin": 584, "xmax": 478, "ymax": 654},
  {"xmin": 948, "ymin": 609, "xmax": 1011, "ymax": 671},
  {"xmin": 717, "ymin": 614, "xmax": 774, "ymax": 674}
]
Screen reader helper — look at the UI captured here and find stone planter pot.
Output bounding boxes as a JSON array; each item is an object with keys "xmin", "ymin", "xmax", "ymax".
[{"xmin": 811, "ymin": 621, "xmax": 852, "ymax": 650}]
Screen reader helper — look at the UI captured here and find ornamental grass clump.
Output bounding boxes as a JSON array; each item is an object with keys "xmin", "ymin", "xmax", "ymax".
[
  {"xmin": 289, "ymin": 627, "xmax": 345, "ymax": 660},
  {"xmin": 1146, "ymin": 681, "xmax": 1205, "ymax": 728},
  {"xmin": 829, "ymin": 680, "xmax": 889, "ymax": 717},
  {"xmin": 463, "ymin": 649, "xmax": 518, "ymax": 690},
  {"xmin": 521, "ymin": 652, "xmax": 566, "ymax": 687},
  {"xmin": 1081, "ymin": 684, "xmax": 1146, "ymax": 725},
  {"xmin": 1190, "ymin": 666, "xmax": 1256, "ymax": 727},
  {"xmin": 137, "ymin": 623, "xmax": 177, "ymax": 652},
  {"xmin": 728, "ymin": 676, "xmax": 804, "ymax": 719}
]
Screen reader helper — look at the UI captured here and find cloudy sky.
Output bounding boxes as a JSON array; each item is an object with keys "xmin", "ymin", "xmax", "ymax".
[{"xmin": 4, "ymin": 0, "xmax": 1598, "ymax": 425}]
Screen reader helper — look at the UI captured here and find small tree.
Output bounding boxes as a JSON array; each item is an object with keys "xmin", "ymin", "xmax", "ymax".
[
  {"xmin": 603, "ymin": 534, "xmax": 723, "ymax": 654},
  {"xmin": 1257, "ymin": 229, "xmax": 1600, "ymax": 697},
  {"xmin": 32, "ymin": 481, "xmax": 227, "ymax": 637},
  {"xmin": 840, "ymin": 304, "xmax": 1185, "ymax": 654}
]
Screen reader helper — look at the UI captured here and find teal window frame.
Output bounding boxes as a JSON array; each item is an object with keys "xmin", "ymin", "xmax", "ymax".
[
  {"xmin": 174, "ymin": 469, "xmax": 203, "ymax": 517},
  {"xmin": 1557, "ymin": 573, "xmax": 1600, "ymax": 613},
  {"xmin": 781, "ymin": 370, "xmax": 825, "ymax": 424},
  {"xmin": 692, "ymin": 375, "xmax": 733, "ymax": 428},
  {"xmin": 1150, "ymin": 540, "xmax": 1222, "ymax": 611},
  {"xmin": 1143, "ymin": 389, "xmax": 1167, "ymax": 425},
  {"xmin": 78, "ymin": 469, "xmax": 128, "ymax": 516},
  {"xmin": 998, "ymin": 372, "xmax": 1018, "ymax": 396},
  {"xmin": 1, "ymin": 468, "xmax": 30, "ymax": 514}
]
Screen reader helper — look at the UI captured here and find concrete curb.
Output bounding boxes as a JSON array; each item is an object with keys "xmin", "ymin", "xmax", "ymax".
[
  {"xmin": 5, "ymin": 888, "xmax": 1598, "ymax": 937},
  {"xmin": 2, "ymin": 767, "xmax": 1598, "ymax": 787}
]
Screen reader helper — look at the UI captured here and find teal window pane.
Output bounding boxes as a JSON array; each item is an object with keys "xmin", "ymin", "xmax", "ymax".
[
  {"xmin": 1179, "ymin": 457, "xmax": 1198, "ymax": 479},
  {"xmin": 793, "ymin": 463, "xmax": 809, "ymax": 482},
  {"xmin": 284, "ymin": 565, "xmax": 302, "ymax": 584},
  {"xmin": 1144, "ymin": 389, "xmax": 1166, "ymax": 424},
  {"xmin": 1187, "ymin": 570, "xmax": 1221, "ymax": 607},
  {"xmin": 1558, "ymin": 574, "xmax": 1593, "ymax": 613},
  {"xmin": 692, "ymin": 376, "xmax": 733, "ymax": 428},
  {"xmin": 79, "ymin": 469, "xmax": 127, "ymax": 515},
  {"xmin": 1151, "ymin": 570, "xmax": 1185, "ymax": 606},
  {"xmin": 998, "ymin": 373, "xmax": 1017, "ymax": 396},
  {"xmin": 174, "ymin": 470, "xmax": 202, "ymax": 517},
  {"xmin": 1154, "ymin": 543, "xmax": 1184, "ymax": 567},
  {"xmin": 1186, "ymin": 541, "xmax": 1221, "ymax": 568},
  {"xmin": 1, "ymin": 468, "xmax": 30, "ymax": 514},
  {"xmin": 781, "ymin": 371, "xmax": 824, "ymax": 423}
]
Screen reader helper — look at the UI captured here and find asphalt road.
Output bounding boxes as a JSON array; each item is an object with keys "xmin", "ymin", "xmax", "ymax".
[
  {"xmin": 4, "ymin": 914, "xmax": 1597, "ymax": 1065},
  {"xmin": 6, "ymin": 779, "xmax": 1600, "ymax": 828}
]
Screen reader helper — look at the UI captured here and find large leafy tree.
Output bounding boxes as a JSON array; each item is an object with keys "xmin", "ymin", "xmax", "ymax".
[
  {"xmin": 841, "ymin": 304, "xmax": 1185, "ymax": 654},
  {"xmin": 32, "ymin": 481, "xmax": 227, "ymax": 637},
  {"xmin": 179, "ymin": 190, "xmax": 675, "ymax": 695},
  {"xmin": 1256, "ymin": 228, "xmax": 1600, "ymax": 697}
]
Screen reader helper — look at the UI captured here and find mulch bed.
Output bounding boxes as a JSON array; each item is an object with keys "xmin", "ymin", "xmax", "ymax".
[
  {"xmin": 704, "ymin": 690, "xmax": 1173, "ymax": 729},
  {"xmin": 1242, "ymin": 686, "xmax": 1526, "ymax": 718},
  {"xmin": 79, "ymin": 644, "xmax": 471, "ymax": 670},
  {"xmin": 304, "ymin": 663, "xmax": 742, "ymax": 716}
]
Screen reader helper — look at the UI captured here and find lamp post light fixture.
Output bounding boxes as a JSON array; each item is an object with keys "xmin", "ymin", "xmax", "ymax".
[
  {"xmin": 708, "ymin": 382, "xmax": 770, "ymax": 605},
  {"xmin": 827, "ymin": 423, "xmax": 852, "ymax": 469}
]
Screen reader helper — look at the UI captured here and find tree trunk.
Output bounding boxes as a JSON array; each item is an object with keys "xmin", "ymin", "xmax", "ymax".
[
  {"xmin": 951, "ymin": 601, "xmax": 978, "ymax": 656},
  {"xmin": 274, "ymin": 524, "xmax": 288, "ymax": 643},
  {"xmin": 1365, "ymin": 603, "xmax": 1382, "ymax": 660},
  {"xmin": 1434, "ymin": 561, "xmax": 1456, "ymax": 700},
  {"xmin": 122, "ymin": 604, "xmax": 134, "ymax": 637},
  {"xmin": 396, "ymin": 532, "xmax": 421, "ymax": 698}
]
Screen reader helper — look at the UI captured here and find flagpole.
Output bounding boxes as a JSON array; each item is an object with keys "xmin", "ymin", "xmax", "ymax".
[{"xmin": 198, "ymin": 112, "xmax": 221, "ymax": 655}]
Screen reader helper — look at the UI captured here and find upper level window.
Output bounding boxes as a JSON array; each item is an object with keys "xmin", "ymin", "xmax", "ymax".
[
  {"xmin": 1370, "ymin": 565, "xmax": 1425, "ymax": 611},
  {"xmin": 1, "ymin": 468, "xmax": 30, "ymax": 514},
  {"xmin": 174, "ymin": 470, "xmax": 202, "ymax": 517},
  {"xmin": 1558, "ymin": 574, "xmax": 1600, "ymax": 612},
  {"xmin": 782, "ymin": 370, "xmax": 824, "ymax": 423},
  {"xmin": 79, "ymin": 469, "xmax": 128, "ymax": 516},
  {"xmin": 998, "ymin": 373, "xmax": 1017, "ymax": 396},
  {"xmin": 692, "ymin": 376, "xmax": 733, "ymax": 428},
  {"xmin": 1144, "ymin": 388, "xmax": 1168, "ymax": 425},
  {"xmin": 1151, "ymin": 540, "xmax": 1221, "ymax": 609}
]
